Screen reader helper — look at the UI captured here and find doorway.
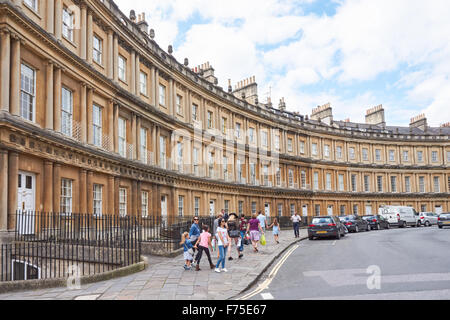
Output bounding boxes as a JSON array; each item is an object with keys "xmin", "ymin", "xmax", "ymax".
[
  {"xmin": 161, "ymin": 195, "xmax": 167, "ymax": 226},
  {"xmin": 17, "ymin": 172, "xmax": 36, "ymax": 235}
]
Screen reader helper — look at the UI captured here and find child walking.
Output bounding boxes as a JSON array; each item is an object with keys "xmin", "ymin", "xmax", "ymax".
[
  {"xmin": 180, "ymin": 232, "xmax": 194, "ymax": 270},
  {"xmin": 269, "ymin": 218, "xmax": 280, "ymax": 244},
  {"xmin": 194, "ymin": 225, "xmax": 215, "ymax": 271}
]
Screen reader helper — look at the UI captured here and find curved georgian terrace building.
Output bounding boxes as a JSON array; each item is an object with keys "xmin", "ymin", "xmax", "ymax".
[{"xmin": 0, "ymin": 0, "xmax": 449, "ymax": 239}]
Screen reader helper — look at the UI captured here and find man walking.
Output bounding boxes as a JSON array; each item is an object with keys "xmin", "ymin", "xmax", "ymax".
[
  {"xmin": 291, "ymin": 212, "xmax": 301, "ymax": 238},
  {"xmin": 257, "ymin": 211, "xmax": 268, "ymax": 234}
]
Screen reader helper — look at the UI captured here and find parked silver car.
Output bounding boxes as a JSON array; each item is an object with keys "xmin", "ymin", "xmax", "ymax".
[{"xmin": 418, "ymin": 212, "xmax": 439, "ymax": 227}]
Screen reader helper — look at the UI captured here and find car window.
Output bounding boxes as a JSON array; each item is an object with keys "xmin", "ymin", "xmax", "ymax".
[{"xmin": 312, "ymin": 217, "xmax": 333, "ymax": 224}]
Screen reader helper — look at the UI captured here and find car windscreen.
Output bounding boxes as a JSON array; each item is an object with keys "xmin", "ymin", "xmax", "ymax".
[
  {"xmin": 312, "ymin": 217, "xmax": 333, "ymax": 224},
  {"xmin": 362, "ymin": 216, "xmax": 374, "ymax": 220},
  {"xmin": 339, "ymin": 216, "xmax": 355, "ymax": 221},
  {"xmin": 440, "ymin": 214, "xmax": 450, "ymax": 219}
]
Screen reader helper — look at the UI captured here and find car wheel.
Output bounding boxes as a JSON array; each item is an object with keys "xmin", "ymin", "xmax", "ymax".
[
  {"xmin": 425, "ymin": 221, "xmax": 430, "ymax": 227},
  {"xmin": 403, "ymin": 221, "xmax": 407, "ymax": 228},
  {"xmin": 355, "ymin": 225, "xmax": 359, "ymax": 233},
  {"xmin": 336, "ymin": 231, "xmax": 341, "ymax": 240},
  {"xmin": 376, "ymin": 224, "xmax": 380, "ymax": 230},
  {"xmin": 386, "ymin": 223, "xmax": 390, "ymax": 229},
  {"xmin": 309, "ymin": 236, "xmax": 314, "ymax": 240},
  {"xmin": 366, "ymin": 224, "xmax": 370, "ymax": 232},
  {"xmin": 438, "ymin": 226, "xmax": 443, "ymax": 229}
]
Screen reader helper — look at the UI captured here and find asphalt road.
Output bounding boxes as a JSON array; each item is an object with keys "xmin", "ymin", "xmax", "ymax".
[{"xmin": 241, "ymin": 225, "xmax": 450, "ymax": 300}]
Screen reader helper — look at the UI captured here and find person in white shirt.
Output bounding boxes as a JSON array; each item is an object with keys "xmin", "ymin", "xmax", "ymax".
[
  {"xmin": 291, "ymin": 212, "xmax": 302, "ymax": 238},
  {"xmin": 257, "ymin": 211, "xmax": 268, "ymax": 233},
  {"xmin": 215, "ymin": 218, "xmax": 231, "ymax": 273}
]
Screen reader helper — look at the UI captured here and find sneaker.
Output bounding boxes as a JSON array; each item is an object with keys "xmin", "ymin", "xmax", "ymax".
[
  {"xmin": 221, "ymin": 268, "xmax": 228, "ymax": 273},
  {"xmin": 228, "ymin": 257, "xmax": 233, "ymax": 261},
  {"xmin": 238, "ymin": 254, "xmax": 243, "ymax": 259},
  {"xmin": 214, "ymin": 268, "xmax": 221, "ymax": 273}
]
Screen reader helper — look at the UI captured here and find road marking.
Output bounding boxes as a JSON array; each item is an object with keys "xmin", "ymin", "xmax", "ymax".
[
  {"xmin": 305, "ymin": 288, "xmax": 450, "ymax": 300},
  {"xmin": 331, "ymin": 241, "xmax": 337, "ymax": 246},
  {"xmin": 238, "ymin": 245, "xmax": 299, "ymax": 300},
  {"xmin": 261, "ymin": 292, "xmax": 274, "ymax": 300}
]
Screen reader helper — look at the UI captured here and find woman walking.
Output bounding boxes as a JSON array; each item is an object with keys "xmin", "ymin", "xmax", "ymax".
[
  {"xmin": 193, "ymin": 225, "xmax": 215, "ymax": 271},
  {"xmin": 238, "ymin": 214, "xmax": 247, "ymax": 257},
  {"xmin": 215, "ymin": 218, "xmax": 231, "ymax": 273},
  {"xmin": 189, "ymin": 216, "xmax": 201, "ymax": 264},
  {"xmin": 247, "ymin": 213, "xmax": 265, "ymax": 253},
  {"xmin": 226, "ymin": 213, "xmax": 241, "ymax": 260}
]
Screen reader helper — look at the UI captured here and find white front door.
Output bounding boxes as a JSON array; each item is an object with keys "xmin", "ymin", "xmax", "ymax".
[
  {"xmin": 17, "ymin": 172, "xmax": 36, "ymax": 235},
  {"xmin": 435, "ymin": 206, "xmax": 443, "ymax": 215},
  {"xmin": 327, "ymin": 205, "xmax": 333, "ymax": 216},
  {"xmin": 161, "ymin": 196, "xmax": 167, "ymax": 226},
  {"xmin": 265, "ymin": 203, "xmax": 270, "ymax": 216},
  {"xmin": 302, "ymin": 205, "xmax": 308, "ymax": 217},
  {"xmin": 209, "ymin": 200, "xmax": 215, "ymax": 217},
  {"xmin": 365, "ymin": 205, "xmax": 372, "ymax": 215}
]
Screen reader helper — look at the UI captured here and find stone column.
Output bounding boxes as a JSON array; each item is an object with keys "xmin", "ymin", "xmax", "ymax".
[
  {"xmin": 0, "ymin": 150, "xmax": 8, "ymax": 231},
  {"xmin": 108, "ymin": 99, "xmax": 114, "ymax": 151},
  {"xmin": 80, "ymin": 83, "xmax": 87, "ymax": 143},
  {"xmin": 107, "ymin": 29, "xmax": 114, "ymax": 79},
  {"xmin": 113, "ymin": 33, "xmax": 118, "ymax": 82},
  {"xmin": 154, "ymin": 69, "xmax": 159, "ymax": 107},
  {"xmin": 7, "ymin": 152, "xmax": 19, "ymax": 230},
  {"xmin": 79, "ymin": 169, "xmax": 87, "ymax": 214},
  {"xmin": 43, "ymin": 161, "xmax": 54, "ymax": 213},
  {"xmin": 45, "ymin": 61, "xmax": 54, "ymax": 129},
  {"xmin": 10, "ymin": 35, "xmax": 21, "ymax": 116},
  {"xmin": 113, "ymin": 103, "xmax": 119, "ymax": 153},
  {"xmin": 150, "ymin": 66, "xmax": 156, "ymax": 106},
  {"xmin": 108, "ymin": 176, "xmax": 115, "ymax": 214},
  {"xmin": 54, "ymin": 0, "xmax": 62, "ymax": 41},
  {"xmin": 132, "ymin": 180, "xmax": 138, "ymax": 216},
  {"xmin": 80, "ymin": 4, "xmax": 87, "ymax": 60},
  {"xmin": 87, "ymin": 10, "xmax": 93, "ymax": 64},
  {"xmin": 0, "ymin": 29, "xmax": 10, "ymax": 112},
  {"xmin": 135, "ymin": 53, "xmax": 140, "ymax": 95},
  {"xmin": 114, "ymin": 177, "xmax": 120, "ymax": 216},
  {"xmin": 86, "ymin": 87, "xmax": 94, "ymax": 144},
  {"xmin": 54, "ymin": 66, "xmax": 62, "ymax": 132},
  {"xmin": 136, "ymin": 116, "xmax": 141, "ymax": 161},
  {"xmin": 87, "ymin": 171, "xmax": 93, "ymax": 214},
  {"xmin": 168, "ymin": 79, "xmax": 174, "ymax": 115},
  {"xmin": 131, "ymin": 113, "xmax": 136, "ymax": 160},
  {"xmin": 53, "ymin": 164, "xmax": 61, "ymax": 214},
  {"xmin": 46, "ymin": 0, "xmax": 55, "ymax": 34},
  {"xmin": 131, "ymin": 50, "xmax": 136, "ymax": 95}
]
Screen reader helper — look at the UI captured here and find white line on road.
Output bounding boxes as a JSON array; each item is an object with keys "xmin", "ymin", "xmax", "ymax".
[
  {"xmin": 238, "ymin": 245, "xmax": 299, "ymax": 300},
  {"xmin": 260, "ymin": 292, "xmax": 274, "ymax": 300}
]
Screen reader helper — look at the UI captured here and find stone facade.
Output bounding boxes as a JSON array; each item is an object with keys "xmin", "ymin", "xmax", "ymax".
[{"xmin": 0, "ymin": 0, "xmax": 449, "ymax": 236}]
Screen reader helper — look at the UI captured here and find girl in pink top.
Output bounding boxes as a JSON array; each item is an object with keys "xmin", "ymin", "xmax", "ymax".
[{"xmin": 194, "ymin": 225, "xmax": 215, "ymax": 271}]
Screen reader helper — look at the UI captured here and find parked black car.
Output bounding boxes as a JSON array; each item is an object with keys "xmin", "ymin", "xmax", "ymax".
[
  {"xmin": 308, "ymin": 216, "xmax": 346, "ymax": 240},
  {"xmin": 338, "ymin": 215, "xmax": 370, "ymax": 233},
  {"xmin": 362, "ymin": 215, "xmax": 390, "ymax": 230},
  {"xmin": 438, "ymin": 213, "xmax": 450, "ymax": 229}
]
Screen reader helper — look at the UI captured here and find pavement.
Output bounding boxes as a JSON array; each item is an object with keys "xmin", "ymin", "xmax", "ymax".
[{"xmin": 0, "ymin": 229, "xmax": 307, "ymax": 300}]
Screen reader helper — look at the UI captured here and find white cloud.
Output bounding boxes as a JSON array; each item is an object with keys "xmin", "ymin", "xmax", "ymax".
[{"xmin": 114, "ymin": 0, "xmax": 450, "ymax": 126}]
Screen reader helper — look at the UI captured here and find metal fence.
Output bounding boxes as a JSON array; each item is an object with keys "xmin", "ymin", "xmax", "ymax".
[{"xmin": 0, "ymin": 241, "xmax": 140, "ymax": 282}]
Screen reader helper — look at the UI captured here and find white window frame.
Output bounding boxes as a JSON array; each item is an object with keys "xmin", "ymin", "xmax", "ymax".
[
  {"xmin": 140, "ymin": 128, "xmax": 148, "ymax": 164},
  {"xmin": 20, "ymin": 64, "xmax": 36, "ymax": 122},
  {"xmin": 118, "ymin": 117, "xmax": 126, "ymax": 157},
  {"xmin": 93, "ymin": 184, "xmax": 103, "ymax": 217},
  {"xmin": 93, "ymin": 35, "xmax": 103, "ymax": 65},
  {"xmin": 159, "ymin": 85, "xmax": 166, "ymax": 106},
  {"xmin": 140, "ymin": 72, "xmax": 148, "ymax": 96},
  {"xmin": 60, "ymin": 179, "xmax": 73, "ymax": 214},
  {"xmin": 176, "ymin": 95, "xmax": 182, "ymax": 115},
  {"xmin": 141, "ymin": 191, "xmax": 148, "ymax": 218},
  {"xmin": 62, "ymin": 7, "xmax": 74, "ymax": 42},
  {"xmin": 61, "ymin": 87, "xmax": 73, "ymax": 137},
  {"xmin": 178, "ymin": 196, "xmax": 184, "ymax": 217},
  {"xmin": 93, "ymin": 104, "xmax": 102, "ymax": 147},
  {"xmin": 118, "ymin": 55, "xmax": 126, "ymax": 82},
  {"xmin": 119, "ymin": 188, "xmax": 127, "ymax": 217},
  {"xmin": 24, "ymin": 0, "xmax": 38, "ymax": 11}
]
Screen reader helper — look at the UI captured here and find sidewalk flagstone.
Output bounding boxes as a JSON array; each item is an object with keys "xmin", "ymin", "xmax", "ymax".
[{"xmin": 0, "ymin": 229, "xmax": 307, "ymax": 300}]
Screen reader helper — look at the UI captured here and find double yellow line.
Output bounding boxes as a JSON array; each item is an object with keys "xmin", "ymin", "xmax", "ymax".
[{"xmin": 238, "ymin": 244, "xmax": 299, "ymax": 300}]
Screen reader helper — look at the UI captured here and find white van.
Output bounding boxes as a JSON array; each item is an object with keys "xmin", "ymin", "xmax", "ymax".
[{"xmin": 379, "ymin": 206, "xmax": 419, "ymax": 228}]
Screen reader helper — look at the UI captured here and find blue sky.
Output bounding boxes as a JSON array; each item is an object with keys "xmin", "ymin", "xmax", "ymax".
[{"xmin": 115, "ymin": 0, "xmax": 450, "ymax": 127}]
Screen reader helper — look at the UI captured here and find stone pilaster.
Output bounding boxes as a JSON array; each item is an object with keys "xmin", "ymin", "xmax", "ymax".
[
  {"xmin": 0, "ymin": 29, "xmax": 11, "ymax": 112},
  {"xmin": 9, "ymin": 34, "xmax": 21, "ymax": 117},
  {"xmin": 53, "ymin": 163, "xmax": 61, "ymax": 214},
  {"xmin": 131, "ymin": 50, "xmax": 136, "ymax": 95},
  {"xmin": 0, "ymin": 150, "xmax": 8, "ymax": 231},
  {"xmin": 7, "ymin": 152, "xmax": 18, "ymax": 230},
  {"xmin": 108, "ymin": 99, "xmax": 114, "ymax": 151},
  {"xmin": 87, "ymin": 171, "xmax": 93, "ymax": 214},
  {"xmin": 108, "ymin": 176, "xmax": 115, "ymax": 214},
  {"xmin": 80, "ymin": 83, "xmax": 87, "ymax": 143},
  {"xmin": 53, "ymin": 66, "xmax": 62, "ymax": 132},
  {"xmin": 113, "ymin": 33, "xmax": 118, "ymax": 82},
  {"xmin": 107, "ymin": 29, "xmax": 114, "ymax": 79},
  {"xmin": 87, "ymin": 10, "xmax": 93, "ymax": 64},
  {"xmin": 86, "ymin": 87, "xmax": 94, "ymax": 144},
  {"xmin": 46, "ymin": 0, "xmax": 55, "ymax": 34},
  {"xmin": 80, "ymin": 4, "xmax": 87, "ymax": 60},
  {"xmin": 79, "ymin": 169, "xmax": 87, "ymax": 214},
  {"xmin": 45, "ymin": 61, "xmax": 54, "ymax": 129},
  {"xmin": 54, "ymin": 0, "xmax": 62, "ymax": 41},
  {"xmin": 43, "ymin": 161, "xmax": 54, "ymax": 213}
]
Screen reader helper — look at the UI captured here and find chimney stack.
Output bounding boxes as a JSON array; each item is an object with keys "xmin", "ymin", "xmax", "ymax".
[
  {"xmin": 232, "ymin": 76, "xmax": 259, "ymax": 105},
  {"xmin": 311, "ymin": 103, "xmax": 333, "ymax": 125},
  {"xmin": 410, "ymin": 114, "xmax": 427, "ymax": 131},
  {"xmin": 365, "ymin": 105, "xmax": 385, "ymax": 127},
  {"xmin": 136, "ymin": 12, "xmax": 149, "ymax": 34},
  {"xmin": 279, "ymin": 97, "xmax": 286, "ymax": 111}
]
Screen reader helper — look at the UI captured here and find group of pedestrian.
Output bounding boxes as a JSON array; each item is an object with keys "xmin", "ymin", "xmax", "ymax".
[{"xmin": 181, "ymin": 210, "xmax": 283, "ymax": 273}]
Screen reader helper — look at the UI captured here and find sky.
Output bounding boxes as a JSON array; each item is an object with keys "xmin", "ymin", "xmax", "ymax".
[{"xmin": 114, "ymin": 0, "xmax": 450, "ymax": 127}]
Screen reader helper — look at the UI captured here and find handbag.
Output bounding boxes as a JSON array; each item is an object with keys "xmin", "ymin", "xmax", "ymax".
[
  {"xmin": 260, "ymin": 234, "xmax": 266, "ymax": 246},
  {"xmin": 229, "ymin": 230, "xmax": 240, "ymax": 238}
]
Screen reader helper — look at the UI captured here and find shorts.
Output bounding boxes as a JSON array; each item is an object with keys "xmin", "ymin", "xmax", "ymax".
[
  {"xmin": 183, "ymin": 251, "xmax": 193, "ymax": 261},
  {"xmin": 250, "ymin": 230, "xmax": 260, "ymax": 241}
]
